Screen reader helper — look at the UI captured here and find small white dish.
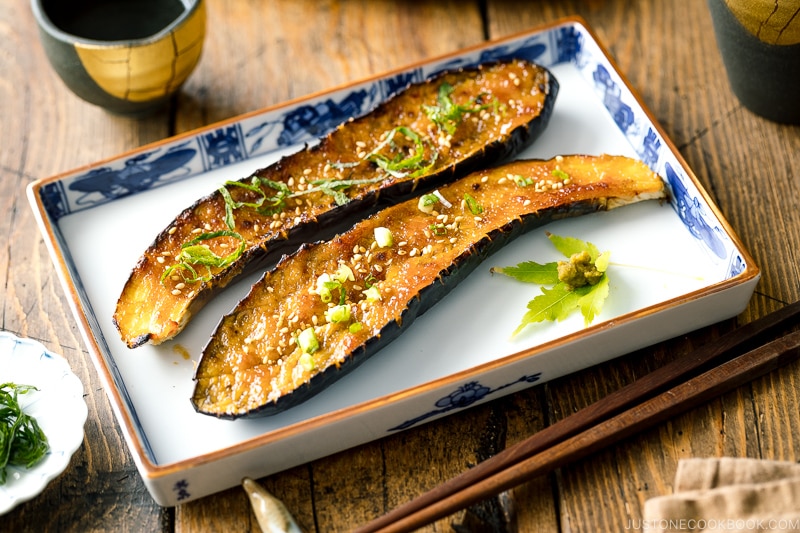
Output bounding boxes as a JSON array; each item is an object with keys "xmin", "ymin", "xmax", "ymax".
[{"xmin": 0, "ymin": 332, "xmax": 87, "ymax": 515}]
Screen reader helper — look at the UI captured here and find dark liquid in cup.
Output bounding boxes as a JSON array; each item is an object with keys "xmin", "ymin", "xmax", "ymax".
[{"xmin": 42, "ymin": 0, "xmax": 186, "ymax": 41}]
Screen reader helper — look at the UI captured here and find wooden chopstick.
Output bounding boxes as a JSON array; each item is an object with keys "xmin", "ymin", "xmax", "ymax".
[{"xmin": 354, "ymin": 301, "xmax": 800, "ymax": 533}]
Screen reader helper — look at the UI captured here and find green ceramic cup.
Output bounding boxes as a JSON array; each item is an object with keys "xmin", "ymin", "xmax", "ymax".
[
  {"xmin": 31, "ymin": 0, "xmax": 206, "ymax": 116},
  {"xmin": 708, "ymin": 0, "xmax": 800, "ymax": 124}
]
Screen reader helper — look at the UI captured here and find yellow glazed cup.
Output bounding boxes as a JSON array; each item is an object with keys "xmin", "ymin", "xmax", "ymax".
[{"xmin": 31, "ymin": 0, "xmax": 206, "ymax": 116}]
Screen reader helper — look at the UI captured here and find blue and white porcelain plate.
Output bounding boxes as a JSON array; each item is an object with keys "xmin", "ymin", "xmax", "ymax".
[
  {"xmin": 27, "ymin": 17, "xmax": 759, "ymax": 506},
  {"xmin": 0, "ymin": 332, "xmax": 87, "ymax": 514}
]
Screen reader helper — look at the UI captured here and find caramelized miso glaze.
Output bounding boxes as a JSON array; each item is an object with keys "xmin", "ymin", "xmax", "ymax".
[
  {"xmin": 192, "ymin": 155, "xmax": 667, "ymax": 419},
  {"xmin": 114, "ymin": 60, "xmax": 558, "ymax": 348}
]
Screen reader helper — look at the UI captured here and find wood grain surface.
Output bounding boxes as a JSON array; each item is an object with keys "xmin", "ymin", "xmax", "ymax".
[{"xmin": 2, "ymin": 0, "xmax": 799, "ymax": 531}]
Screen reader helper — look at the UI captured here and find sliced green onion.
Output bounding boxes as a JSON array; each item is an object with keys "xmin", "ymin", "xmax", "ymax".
[
  {"xmin": 429, "ymin": 223, "xmax": 447, "ymax": 236},
  {"xmin": 418, "ymin": 193, "xmax": 439, "ymax": 214},
  {"xmin": 552, "ymin": 168, "xmax": 570, "ymax": 181},
  {"xmin": 298, "ymin": 352, "xmax": 315, "ymax": 372},
  {"xmin": 511, "ymin": 174, "xmax": 534, "ymax": 187},
  {"xmin": 297, "ymin": 327, "xmax": 319, "ymax": 355},
  {"xmin": 374, "ymin": 227, "xmax": 394, "ymax": 248},
  {"xmin": 335, "ymin": 264, "xmax": 355, "ymax": 283},
  {"xmin": 463, "ymin": 193, "xmax": 484, "ymax": 215},
  {"xmin": 325, "ymin": 304, "xmax": 352, "ymax": 324},
  {"xmin": 315, "ymin": 273, "xmax": 333, "ymax": 302},
  {"xmin": 363, "ymin": 286, "xmax": 382, "ymax": 303}
]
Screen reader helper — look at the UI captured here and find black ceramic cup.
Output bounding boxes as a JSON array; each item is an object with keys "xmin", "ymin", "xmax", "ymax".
[{"xmin": 708, "ymin": 0, "xmax": 800, "ymax": 124}]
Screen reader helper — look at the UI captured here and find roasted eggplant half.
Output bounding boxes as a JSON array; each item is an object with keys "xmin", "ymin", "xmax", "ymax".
[
  {"xmin": 114, "ymin": 59, "xmax": 558, "ymax": 348},
  {"xmin": 192, "ymin": 154, "xmax": 667, "ymax": 419}
]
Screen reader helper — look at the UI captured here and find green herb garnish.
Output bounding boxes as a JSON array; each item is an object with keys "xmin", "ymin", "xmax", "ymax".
[
  {"xmin": 166, "ymin": 113, "xmax": 448, "ymax": 287},
  {"xmin": 418, "ymin": 193, "xmax": 440, "ymax": 213},
  {"xmin": 305, "ymin": 176, "xmax": 387, "ymax": 206},
  {"xmin": 366, "ymin": 127, "xmax": 438, "ymax": 178},
  {"xmin": 161, "ymin": 230, "xmax": 247, "ymax": 283},
  {"xmin": 511, "ymin": 174, "xmax": 534, "ymax": 187},
  {"xmin": 297, "ymin": 328, "xmax": 320, "ymax": 355},
  {"xmin": 0, "ymin": 383, "xmax": 49, "ymax": 484},
  {"xmin": 423, "ymin": 82, "xmax": 495, "ymax": 135},
  {"xmin": 221, "ymin": 176, "xmax": 291, "ymax": 221},
  {"xmin": 552, "ymin": 169, "xmax": 570, "ymax": 181},
  {"xmin": 331, "ymin": 127, "xmax": 438, "ymax": 179},
  {"xmin": 429, "ymin": 223, "xmax": 447, "ymax": 236},
  {"xmin": 491, "ymin": 233, "xmax": 611, "ymax": 337},
  {"xmin": 463, "ymin": 193, "xmax": 484, "ymax": 215}
]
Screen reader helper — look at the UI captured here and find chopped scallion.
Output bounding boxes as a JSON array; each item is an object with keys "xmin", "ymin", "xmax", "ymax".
[
  {"xmin": 374, "ymin": 227, "xmax": 394, "ymax": 248},
  {"xmin": 297, "ymin": 327, "xmax": 319, "ymax": 355}
]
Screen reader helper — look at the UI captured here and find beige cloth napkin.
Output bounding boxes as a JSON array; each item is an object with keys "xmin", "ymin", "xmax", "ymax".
[{"xmin": 643, "ymin": 457, "xmax": 800, "ymax": 532}]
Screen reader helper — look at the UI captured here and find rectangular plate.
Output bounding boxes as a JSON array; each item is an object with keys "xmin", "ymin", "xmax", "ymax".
[{"xmin": 28, "ymin": 16, "xmax": 759, "ymax": 506}]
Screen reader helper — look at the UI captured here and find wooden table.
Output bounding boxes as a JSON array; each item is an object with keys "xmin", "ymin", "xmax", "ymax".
[{"xmin": 4, "ymin": 0, "xmax": 799, "ymax": 531}]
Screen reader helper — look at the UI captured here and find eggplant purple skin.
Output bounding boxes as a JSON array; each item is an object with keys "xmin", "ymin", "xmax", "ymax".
[
  {"xmin": 209, "ymin": 199, "xmax": 602, "ymax": 418},
  {"xmin": 185, "ymin": 64, "xmax": 558, "ymax": 296}
]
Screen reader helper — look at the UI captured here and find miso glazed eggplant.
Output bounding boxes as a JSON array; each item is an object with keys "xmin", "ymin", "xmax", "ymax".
[
  {"xmin": 114, "ymin": 59, "xmax": 559, "ymax": 348},
  {"xmin": 192, "ymin": 154, "xmax": 668, "ymax": 419}
]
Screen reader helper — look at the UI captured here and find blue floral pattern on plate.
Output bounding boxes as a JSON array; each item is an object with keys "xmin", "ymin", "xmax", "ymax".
[{"xmin": 390, "ymin": 374, "xmax": 542, "ymax": 431}]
